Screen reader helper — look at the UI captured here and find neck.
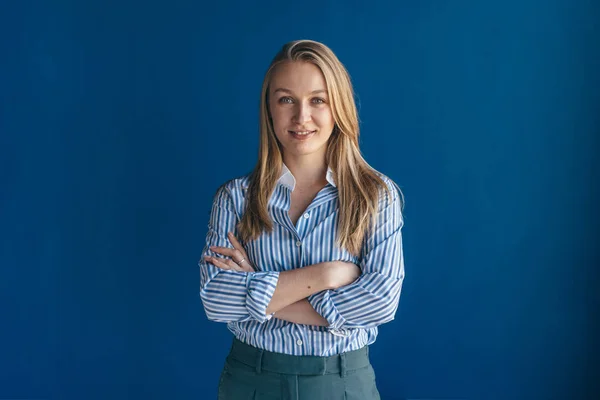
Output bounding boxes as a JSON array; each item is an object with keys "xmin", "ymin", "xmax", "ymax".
[{"xmin": 283, "ymin": 155, "xmax": 328, "ymax": 189}]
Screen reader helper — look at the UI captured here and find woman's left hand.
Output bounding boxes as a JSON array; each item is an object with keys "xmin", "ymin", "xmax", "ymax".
[{"xmin": 204, "ymin": 232, "xmax": 255, "ymax": 272}]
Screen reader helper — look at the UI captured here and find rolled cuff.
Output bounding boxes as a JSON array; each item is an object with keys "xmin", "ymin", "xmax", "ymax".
[
  {"xmin": 308, "ymin": 291, "xmax": 351, "ymax": 337},
  {"xmin": 245, "ymin": 271, "xmax": 280, "ymax": 323}
]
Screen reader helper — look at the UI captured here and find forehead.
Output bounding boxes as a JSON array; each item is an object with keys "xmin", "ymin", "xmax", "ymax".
[{"xmin": 270, "ymin": 61, "xmax": 327, "ymax": 93}]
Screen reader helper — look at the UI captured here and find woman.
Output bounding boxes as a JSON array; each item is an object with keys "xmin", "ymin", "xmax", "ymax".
[{"xmin": 198, "ymin": 39, "xmax": 405, "ymax": 400}]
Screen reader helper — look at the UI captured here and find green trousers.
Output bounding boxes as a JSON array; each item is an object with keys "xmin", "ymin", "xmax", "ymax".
[{"xmin": 217, "ymin": 338, "xmax": 381, "ymax": 400}]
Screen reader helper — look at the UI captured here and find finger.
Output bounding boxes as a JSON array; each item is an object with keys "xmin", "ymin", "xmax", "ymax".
[
  {"xmin": 227, "ymin": 232, "xmax": 248, "ymax": 259},
  {"xmin": 227, "ymin": 233, "xmax": 255, "ymax": 271},
  {"xmin": 205, "ymin": 256, "xmax": 231, "ymax": 270},
  {"xmin": 209, "ymin": 246, "xmax": 236, "ymax": 258},
  {"xmin": 205, "ymin": 255, "xmax": 245, "ymax": 272},
  {"xmin": 211, "ymin": 246, "xmax": 245, "ymax": 268},
  {"xmin": 223, "ymin": 259, "xmax": 244, "ymax": 272},
  {"xmin": 210, "ymin": 246, "xmax": 248, "ymax": 272},
  {"xmin": 235, "ymin": 261, "xmax": 253, "ymax": 273},
  {"xmin": 238, "ymin": 259, "xmax": 255, "ymax": 273}
]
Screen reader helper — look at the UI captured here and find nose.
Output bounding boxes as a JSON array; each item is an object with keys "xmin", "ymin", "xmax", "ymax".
[{"xmin": 293, "ymin": 102, "xmax": 311, "ymax": 124}]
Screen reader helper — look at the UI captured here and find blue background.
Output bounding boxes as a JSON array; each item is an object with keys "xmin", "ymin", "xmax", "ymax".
[{"xmin": 1, "ymin": 0, "xmax": 598, "ymax": 399}]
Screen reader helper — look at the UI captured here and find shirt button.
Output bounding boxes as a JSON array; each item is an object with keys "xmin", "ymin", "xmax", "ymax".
[
  {"xmin": 296, "ymin": 339, "xmax": 303, "ymax": 346},
  {"xmin": 296, "ymin": 241, "xmax": 302, "ymax": 247},
  {"xmin": 303, "ymin": 213, "xmax": 310, "ymax": 219}
]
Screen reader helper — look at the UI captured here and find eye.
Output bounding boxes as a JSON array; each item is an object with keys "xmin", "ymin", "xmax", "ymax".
[
  {"xmin": 312, "ymin": 98, "xmax": 326, "ymax": 104},
  {"xmin": 278, "ymin": 96, "xmax": 294, "ymax": 104}
]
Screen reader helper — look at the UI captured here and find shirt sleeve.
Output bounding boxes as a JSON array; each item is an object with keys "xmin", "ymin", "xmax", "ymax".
[
  {"xmin": 198, "ymin": 184, "xmax": 280, "ymax": 323},
  {"xmin": 308, "ymin": 178, "xmax": 405, "ymax": 333}
]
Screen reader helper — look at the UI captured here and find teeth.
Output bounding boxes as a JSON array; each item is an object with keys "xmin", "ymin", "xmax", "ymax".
[{"xmin": 292, "ymin": 131, "xmax": 313, "ymax": 135}]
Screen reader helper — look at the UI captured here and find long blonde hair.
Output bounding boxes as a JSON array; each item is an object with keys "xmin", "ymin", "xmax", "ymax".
[{"xmin": 238, "ymin": 39, "xmax": 404, "ymax": 257}]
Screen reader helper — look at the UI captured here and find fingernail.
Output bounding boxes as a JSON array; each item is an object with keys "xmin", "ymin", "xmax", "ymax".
[{"xmin": 227, "ymin": 232, "xmax": 232, "ymax": 237}]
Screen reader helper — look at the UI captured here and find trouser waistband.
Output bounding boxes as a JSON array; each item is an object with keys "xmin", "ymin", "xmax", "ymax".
[{"xmin": 227, "ymin": 338, "xmax": 370, "ymax": 377}]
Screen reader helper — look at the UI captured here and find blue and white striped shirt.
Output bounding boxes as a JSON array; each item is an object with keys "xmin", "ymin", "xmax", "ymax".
[{"xmin": 198, "ymin": 164, "xmax": 405, "ymax": 357}]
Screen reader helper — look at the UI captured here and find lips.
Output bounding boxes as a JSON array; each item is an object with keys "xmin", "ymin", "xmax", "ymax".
[
  {"xmin": 289, "ymin": 130, "xmax": 316, "ymax": 140},
  {"xmin": 288, "ymin": 130, "xmax": 316, "ymax": 135}
]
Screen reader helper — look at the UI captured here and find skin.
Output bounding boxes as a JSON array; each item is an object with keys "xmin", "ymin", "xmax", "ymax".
[
  {"xmin": 269, "ymin": 61, "xmax": 335, "ymax": 183},
  {"xmin": 204, "ymin": 61, "xmax": 360, "ymax": 326}
]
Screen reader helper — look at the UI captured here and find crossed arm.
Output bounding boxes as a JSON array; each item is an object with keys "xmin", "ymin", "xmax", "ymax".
[
  {"xmin": 198, "ymin": 182, "xmax": 405, "ymax": 331},
  {"xmin": 205, "ymin": 234, "xmax": 359, "ymax": 326}
]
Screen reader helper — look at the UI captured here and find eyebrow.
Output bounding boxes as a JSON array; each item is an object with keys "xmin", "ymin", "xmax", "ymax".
[{"xmin": 273, "ymin": 88, "xmax": 327, "ymax": 95}]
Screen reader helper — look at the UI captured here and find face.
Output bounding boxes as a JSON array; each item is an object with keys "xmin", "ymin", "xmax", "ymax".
[{"xmin": 268, "ymin": 61, "xmax": 335, "ymax": 162}]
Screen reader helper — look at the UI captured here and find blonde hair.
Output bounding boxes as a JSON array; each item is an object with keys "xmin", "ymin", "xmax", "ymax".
[{"xmin": 238, "ymin": 39, "xmax": 404, "ymax": 257}]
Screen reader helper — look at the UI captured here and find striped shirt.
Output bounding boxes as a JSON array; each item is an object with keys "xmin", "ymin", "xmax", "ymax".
[{"xmin": 198, "ymin": 164, "xmax": 405, "ymax": 357}]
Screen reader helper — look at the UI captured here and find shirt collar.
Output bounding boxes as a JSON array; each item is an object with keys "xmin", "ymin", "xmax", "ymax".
[{"xmin": 278, "ymin": 163, "xmax": 336, "ymax": 191}]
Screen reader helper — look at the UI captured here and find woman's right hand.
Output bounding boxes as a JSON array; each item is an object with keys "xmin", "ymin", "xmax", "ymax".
[{"xmin": 322, "ymin": 261, "xmax": 361, "ymax": 289}]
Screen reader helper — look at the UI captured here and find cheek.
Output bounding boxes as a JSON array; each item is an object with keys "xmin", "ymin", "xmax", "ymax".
[
  {"xmin": 270, "ymin": 108, "xmax": 289, "ymax": 130},
  {"xmin": 313, "ymin": 109, "xmax": 335, "ymax": 129}
]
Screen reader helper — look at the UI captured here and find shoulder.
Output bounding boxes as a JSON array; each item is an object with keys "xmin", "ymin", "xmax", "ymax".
[
  {"xmin": 368, "ymin": 170, "xmax": 405, "ymax": 225},
  {"xmin": 372, "ymin": 170, "xmax": 404, "ymax": 205},
  {"xmin": 212, "ymin": 174, "xmax": 252, "ymax": 208}
]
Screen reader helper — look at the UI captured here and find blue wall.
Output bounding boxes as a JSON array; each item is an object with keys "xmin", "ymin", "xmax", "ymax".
[{"xmin": 1, "ymin": 1, "xmax": 598, "ymax": 399}]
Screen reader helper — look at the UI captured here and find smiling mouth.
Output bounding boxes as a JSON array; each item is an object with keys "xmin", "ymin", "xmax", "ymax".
[{"xmin": 289, "ymin": 130, "xmax": 316, "ymax": 137}]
